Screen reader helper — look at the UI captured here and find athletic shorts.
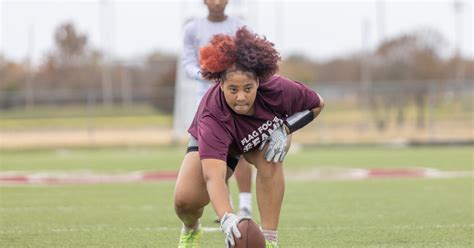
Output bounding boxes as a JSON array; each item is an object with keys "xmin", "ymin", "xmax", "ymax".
[{"xmin": 186, "ymin": 137, "xmax": 240, "ymax": 171}]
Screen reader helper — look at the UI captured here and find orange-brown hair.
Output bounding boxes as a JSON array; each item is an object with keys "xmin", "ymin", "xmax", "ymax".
[{"xmin": 199, "ymin": 27, "xmax": 281, "ymax": 82}]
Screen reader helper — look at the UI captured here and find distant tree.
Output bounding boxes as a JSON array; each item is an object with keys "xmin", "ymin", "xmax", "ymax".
[
  {"xmin": 0, "ymin": 55, "xmax": 28, "ymax": 108},
  {"xmin": 36, "ymin": 22, "xmax": 102, "ymax": 93},
  {"xmin": 279, "ymin": 54, "xmax": 317, "ymax": 83},
  {"xmin": 146, "ymin": 51, "xmax": 177, "ymax": 113},
  {"xmin": 463, "ymin": 59, "xmax": 474, "ymax": 80},
  {"xmin": 53, "ymin": 23, "xmax": 88, "ymax": 66},
  {"xmin": 370, "ymin": 29, "xmax": 448, "ymax": 130},
  {"xmin": 373, "ymin": 29, "xmax": 447, "ymax": 81},
  {"xmin": 315, "ymin": 55, "xmax": 362, "ymax": 83},
  {"xmin": 280, "ymin": 54, "xmax": 364, "ymax": 84}
]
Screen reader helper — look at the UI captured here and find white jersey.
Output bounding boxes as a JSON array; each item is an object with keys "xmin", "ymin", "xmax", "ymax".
[{"xmin": 181, "ymin": 16, "xmax": 244, "ymax": 101}]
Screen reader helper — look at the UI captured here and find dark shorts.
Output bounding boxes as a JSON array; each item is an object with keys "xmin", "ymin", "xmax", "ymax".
[{"xmin": 186, "ymin": 137, "xmax": 240, "ymax": 171}]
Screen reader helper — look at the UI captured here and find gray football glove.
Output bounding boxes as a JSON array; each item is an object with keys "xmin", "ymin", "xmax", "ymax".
[
  {"xmin": 259, "ymin": 125, "xmax": 288, "ymax": 163},
  {"xmin": 220, "ymin": 212, "xmax": 251, "ymax": 248}
]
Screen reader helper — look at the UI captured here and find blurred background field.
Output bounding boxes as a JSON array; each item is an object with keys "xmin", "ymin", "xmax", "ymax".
[
  {"xmin": 1, "ymin": 0, "xmax": 473, "ymax": 149},
  {"xmin": 0, "ymin": 0, "xmax": 473, "ymax": 247},
  {"xmin": 0, "ymin": 99, "xmax": 472, "ymax": 149}
]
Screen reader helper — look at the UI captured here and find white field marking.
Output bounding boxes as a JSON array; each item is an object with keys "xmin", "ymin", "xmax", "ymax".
[
  {"xmin": 1, "ymin": 224, "xmax": 472, "ymax": 235},
  {"xmin": 0, "ymin": 168, "xmax": 473, "ymax": 186},
  {"xmin": 284, "ymin": 167, "xmax": 474, "ymax": 181},
  {"xmin": 201, "ymin": 227, "xmax": 221, "ymax": 232},
  {"xmin": 423, "ymin": 168, "xmax": 474, "ymax": 179},
  {"xmin": 0, "ymin": 170, "xmax": 176, "ymax": 185}
]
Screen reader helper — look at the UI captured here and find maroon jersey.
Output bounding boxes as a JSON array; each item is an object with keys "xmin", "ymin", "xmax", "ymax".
[{"xmin": 188, "ymin": 75, "xmax": 320, "ymax": 162}]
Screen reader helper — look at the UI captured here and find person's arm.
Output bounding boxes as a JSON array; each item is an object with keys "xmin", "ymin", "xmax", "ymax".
[
  {"xmin": 311, "ymin": 92, "xmax": 325, "ymax": 119},
  {"xmin": 284, "ymin": 92, "xmax": 324, "ymax": 134},
  {"xmin": 202, "ymin": 158, "xmax": 249, "ymax": 247},
  {"xmin": 201, "ymin": 158, "xmax": 233, "ymax": 218},
  {"xmin": 181, "ymin": 22, "xmax": 203, "ymax": 81}
]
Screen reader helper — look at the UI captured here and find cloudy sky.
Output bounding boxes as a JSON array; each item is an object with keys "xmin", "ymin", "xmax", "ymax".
[{"xmin": 0, "ymin": 0, "xmax": 472, "ymax": 65}]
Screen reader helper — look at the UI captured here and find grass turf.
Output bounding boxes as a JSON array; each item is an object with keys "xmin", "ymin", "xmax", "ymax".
[
  {"xmin": 1, "ymin": 146, "xmax": 473, "ymax": 247},
  {"xmin": 1, "ymin": 179, "xmax": 472, "ymax": 247}
]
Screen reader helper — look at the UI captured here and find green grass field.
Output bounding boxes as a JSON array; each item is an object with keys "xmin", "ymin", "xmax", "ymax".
[{"xmin": 1, "ymin": 146, "xmax": 473, "ymax": 247}]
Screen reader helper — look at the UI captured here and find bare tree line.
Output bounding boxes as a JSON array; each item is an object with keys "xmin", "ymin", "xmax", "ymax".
[{"xmin": 1, "ymin": 22, "xmax": 472, "ymax": 130}]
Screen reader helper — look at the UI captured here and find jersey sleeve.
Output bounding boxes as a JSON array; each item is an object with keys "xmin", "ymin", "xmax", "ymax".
[
  {"xmin": 282, "ymin": 78, "xmax": 321, "ymax": 115},
  {"xmin": 197, "ymin": 116, "xmax": 232, "ymax": 162},
  {"xmin": 181, "ymin": 21, "xmax": 202, "ymax": 81}
]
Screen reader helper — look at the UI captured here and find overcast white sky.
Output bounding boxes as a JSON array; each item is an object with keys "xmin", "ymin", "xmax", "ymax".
[{"xmin": 0, "ymin": 0, "xmax": 472, "ymax": 65}]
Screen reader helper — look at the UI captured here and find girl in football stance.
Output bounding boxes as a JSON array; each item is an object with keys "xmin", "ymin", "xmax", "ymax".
[
  {"xmin": 174, "ymin": 27, "xmax": 324, "ymax": 248},
  {"xmin": 182, "ymin": 0, "xmax": 254, "ymax": 221}
]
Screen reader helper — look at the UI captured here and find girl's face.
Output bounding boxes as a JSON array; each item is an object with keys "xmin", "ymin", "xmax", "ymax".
[{"xmin": 220, "ymin": 71, "xmax": 259, "ymax": 116}]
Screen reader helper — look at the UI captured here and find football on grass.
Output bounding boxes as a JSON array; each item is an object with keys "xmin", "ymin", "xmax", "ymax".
[{"xmin": 233, "ymin": 219, "xmax": 265, "ymax": 248}]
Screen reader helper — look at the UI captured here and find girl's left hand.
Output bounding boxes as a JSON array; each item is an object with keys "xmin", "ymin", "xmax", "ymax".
[{"xmin": 258, "ymin": 126, "xmax": 288, "ymax": 163}]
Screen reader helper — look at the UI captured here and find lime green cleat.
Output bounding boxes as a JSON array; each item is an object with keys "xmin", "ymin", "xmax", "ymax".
[
  {"xmin": 266, "ymin": 240, "xmax": 280, "ymax": 248},
  {"xmin": 178, "ymin": 227, "xmax": 202, "ymax": 248}
]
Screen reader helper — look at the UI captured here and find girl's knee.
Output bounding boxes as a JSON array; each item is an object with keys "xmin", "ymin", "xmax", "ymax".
[
  {"xmin": 174, "ymin": 190, "xmax": 209, "ymax": 214},
  {"xmin": 256, "ymin": 161, "xmax": 283, "ymax": 179},
  {"xmin": 174, "ymin": 196, "xmax": 195, "ymax": 213}
]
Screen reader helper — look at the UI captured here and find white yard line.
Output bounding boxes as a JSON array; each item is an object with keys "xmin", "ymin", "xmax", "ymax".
[{"xmin": 1, "ymin": 224, "xmax": 472, "ymax": 235}]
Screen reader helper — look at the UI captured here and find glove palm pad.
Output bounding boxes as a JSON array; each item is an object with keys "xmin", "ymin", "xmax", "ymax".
[
  {"xmin": 259, "ymin": 126, "xmax": 288, "ymax": 163},
  {"xmin": 220, "ymin": 212, "xmax": 251, "ymax": 248}
]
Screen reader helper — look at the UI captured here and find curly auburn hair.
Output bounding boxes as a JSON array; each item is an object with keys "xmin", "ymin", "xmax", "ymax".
[{"xmin": 199, "ymin": 27, "xmax": 281, "ymax": 82}]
